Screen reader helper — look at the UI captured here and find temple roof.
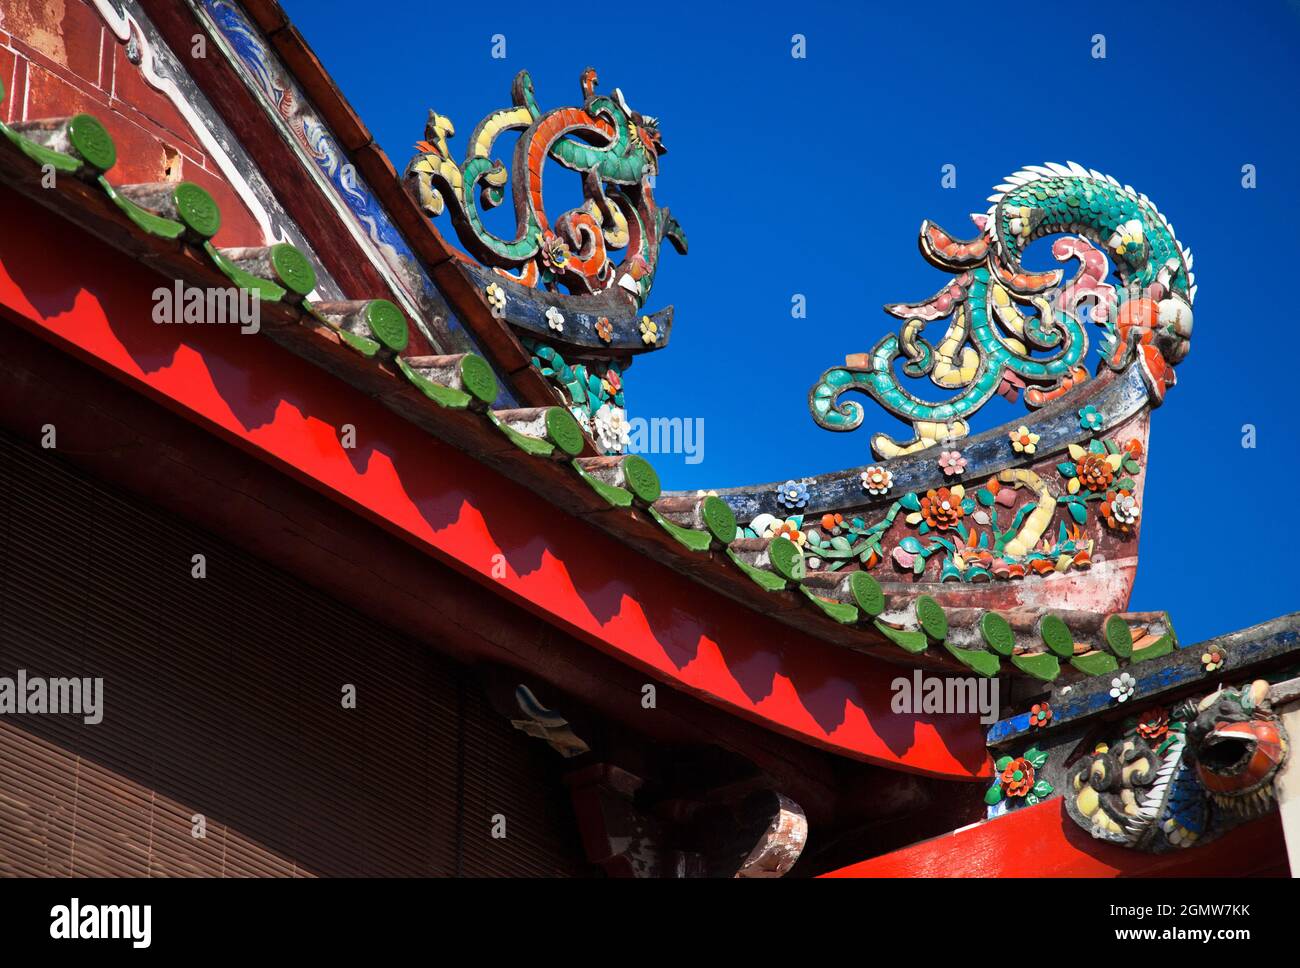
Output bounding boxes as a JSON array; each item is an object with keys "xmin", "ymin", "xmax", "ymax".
[{"xmin": 3, "ymin": 0, "xmax": 1297, "ymax": 793}]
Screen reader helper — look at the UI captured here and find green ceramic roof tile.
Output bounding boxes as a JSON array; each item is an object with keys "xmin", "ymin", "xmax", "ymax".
[
  {"xmin": 799, "ymin": 586, "xmax": 859, "ymax": 625},
  {"xmin": 727, "ymin": 549, "xmax": 787, "ymax": 592},
  {"xmin": 572, "ymin": 461, "xmax": 634, "ymax": 507},
  {"xmin": 1070, "ymin": 652, "xmax": 1119, "ymax": 676},
  {"xmin": 1011, "ymin": 652, "xmax": 1061, "ymax": 681},
  {"xmin": 650, "ymin": 507, "xmax": 712, "ymax": 552},
  {"xmin": 873, "ymin": 620, "xmax": 928, "ymax": 655},
  {"xmin": 397, "ymin": 356, "xmax": 472, "ymax": 409},
  {"xmin": 943, "ymin": 641, "xmax": 1000, "ymax": 678}
]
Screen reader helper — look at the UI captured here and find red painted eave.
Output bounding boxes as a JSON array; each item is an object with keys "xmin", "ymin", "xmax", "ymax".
[
  {"xmin": 821, "ymin": 800, "xmax": 1289, "ymax": 877},
  {"xmin": 0, "ymin": 184, "xmax": 991, "ymax": 781}
]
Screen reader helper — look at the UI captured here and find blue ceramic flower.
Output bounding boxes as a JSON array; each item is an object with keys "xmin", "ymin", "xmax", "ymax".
[
  {"xmin": 1078, "ymin": 405, "xmax": 1105, "ymax": 432},
  {"xmin": 776, "ymin": 480, "xmax": 810, "ymax": 510}
]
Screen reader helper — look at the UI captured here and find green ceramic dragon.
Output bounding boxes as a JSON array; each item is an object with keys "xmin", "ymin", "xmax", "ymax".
[
  {"xmin": 405, "ymin": 68, "xmax": 686, "ymax": 305},
  {"xmin": 809, "ymin": 163, "xmax": 1196, "ymax": 458}
]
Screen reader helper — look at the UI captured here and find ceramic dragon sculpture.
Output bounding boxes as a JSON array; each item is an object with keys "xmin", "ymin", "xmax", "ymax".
[
  {"xmin": 1066, "ymin": 680, "xmax": 1288, "ymax": 852},
  {"xmin": 810, "ymin": 163, "xmax": 1196, "ymax": 458},
  {"xmin": 405, "ymin": 68, "xmax": 686, "ymax": 307}
]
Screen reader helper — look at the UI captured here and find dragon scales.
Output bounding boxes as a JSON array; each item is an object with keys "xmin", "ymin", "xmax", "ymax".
[{"xmin": 809, "ymin": 163, "xmax": 1196, "ymax": 459}]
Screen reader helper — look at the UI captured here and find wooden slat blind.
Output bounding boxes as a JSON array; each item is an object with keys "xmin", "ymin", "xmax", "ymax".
[{"xmin": 0, "ymin": 431, "xmax": 590, "ymax": 877}]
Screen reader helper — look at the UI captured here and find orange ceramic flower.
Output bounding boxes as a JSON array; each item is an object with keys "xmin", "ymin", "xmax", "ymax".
[
  {"xmin": 595, "ymin": 317, "xmax": 613, "ymax": 343},
  {"xmin": 1077, "ymin": 453, "xmax": 1115, "ymax": 492},
  {"xmin": 820, "ymin": 512, "xmax": 844, "ymax": 533},
  {"xmin": 1136, "ymin": 707, "xmax": 1169, "ymax": 741},
  {"xmin": 1123, "ymin": 438, "xmax": 1143, "ymax": 459},
  {"xmin": 1029, "ymin": 703, "xmax": 1052, "ymax": 728},
  {"xmin": 1000, "ymin": 757, "xmax": 1035, "ymax": 797},
  {"xmin": 920, "ymin": 487, "xmax": 964, "ymax": 531},
  {"xmin": 770, "ymin": 520, "xmax": 806, "ymax": 547}
]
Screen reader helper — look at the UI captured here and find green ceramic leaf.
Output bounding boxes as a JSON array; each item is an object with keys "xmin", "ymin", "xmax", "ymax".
[
  {"xmin": 873, "ymin": 620, "xmax": 928, "ymax": 655},
  {"xmin": 650, "ymin": 508, "xmax": 712, "ymax": 552},
  {"xmin": 944, "ymin": 642, "xmax": 1000, "ymax": 678},
  {"xmin": 398, "ymin": 356, "xmax": 471, "ymax": 409},
  {"xmin": 1011, "ymin": 652, "xmax": 1061, "ymax": 682},
  {"xmin": 799, "ymin": 587, "xmax": 859, "ymax": 625},
  {"xmin": 572, "ymin": 462, "xmax": 633, "ymax": 507},
  {"xmin": 1070, "ymin": 652, "xmax": 1120, "ymax": 676},
  {"xmin": 727, "ymin": 549, "xmax": 787, "ymax": 592},
  {"xmin": 1131, "ymin": 635, "xmax": 1175, "ymax": 663}
]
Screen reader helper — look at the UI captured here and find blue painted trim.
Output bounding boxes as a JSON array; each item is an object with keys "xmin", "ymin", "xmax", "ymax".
[{"xmin": 986, "ymin": 613, "xmax": 1300, "ymax": 747}]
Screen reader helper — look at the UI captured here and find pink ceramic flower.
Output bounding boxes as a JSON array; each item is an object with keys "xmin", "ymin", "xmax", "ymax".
[{"xmin": 938, "ymin": 450, "xmax": 967, "ymax": 476}]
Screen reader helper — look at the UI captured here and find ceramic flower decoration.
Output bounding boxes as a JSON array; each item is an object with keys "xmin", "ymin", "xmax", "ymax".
[
  {"xmin": 1136, "ymin": 707, "xmax": 1169, "ymax": 741},
  {"xmin": 938, "ymin": 450, "xmax": 967, "ymax": 476},
  {"xmin": 1029, "ymin": 703, "xmax": 1052, "ymax": 728},
  {"xmin": 484, "ymin": 282, "xmax": 507, "ymax": 316},
  {"xmin": 1109, "ymin": 672, "xmax": 1137, "ymax": 703},
  {"xmin": 907, "ymin": 485, "xmax": 966, "ymax": 533},
  {"xmin": 593, "ymin": 404, "xmax": 631, "ymax": 454},
  {"xmin": 639, "ymin": 316, "xmax": 659, "ymax": 345},
  {"xmin": 595, "ymin": 317, "xmax": 613, "ymax": 343},
  {"xmin": 1078, "ymin": 404, "xmax": 1105, "ymax": 432},
  {"xmin": 768, "ymin": 519, "xmax": 807, "ymax": 546},
  {"xmin": 545, "ymin": 306, "xmax": 565, "ymax": 333},
  {"xmin": 861, "ymin": 465, "xmax": 893, "ymax": 496},
  {"xmin": 1101, "ymin": 489, "xmax": 1141, "ymax": 533},
  {"xmin": 539, "ymin": 231, "xmax": 571, "ymax": 272},
  {"xmin": 1202, "ymin": 649, "xmax": 1225, "ymax": 672},
  {"xmin": 776, "ymin": 480, "xmax": 810, "ymax": 511},
  {"xmin": 1009, "ymin": 425, "xmax": 1039, "ymax": 454},
  {"xmin": 985, "ymin": 746, "xmax": 1052, "ymax": 806}
]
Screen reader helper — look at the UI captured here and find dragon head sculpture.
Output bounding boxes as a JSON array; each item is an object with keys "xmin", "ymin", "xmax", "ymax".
[
  {"xmin": 1183, "ymin": 680, "xmax": 1288, "ymax": 816},
  {"xmin": 1067, "ymin": 679, "xmax": 1288, "ymax": 851}
]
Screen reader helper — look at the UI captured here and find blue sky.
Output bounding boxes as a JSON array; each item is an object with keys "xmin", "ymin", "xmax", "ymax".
[{"xmin": 283, "ymin": 0, "xmax": 1300, "ymax": 643}]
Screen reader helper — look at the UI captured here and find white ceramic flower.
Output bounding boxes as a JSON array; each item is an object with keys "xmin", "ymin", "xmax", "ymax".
[
  {"xmin": 485, "ymin": 282, "xmax": 507, "ymax": 316},
  {"xmin": 593, "ymin": 404, "xmax": 630, "ymax": 454},
  {"xmin": 1109, "ymin": 672, "xmax": 1137, "ymax": 703},
  {"xmin": 545, "ymin": 306, "xmax": 565, "ymax": 333},
  {"xmin": 1111, "ymin": 492, "xmax": 1141, "ymax": 524}
]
